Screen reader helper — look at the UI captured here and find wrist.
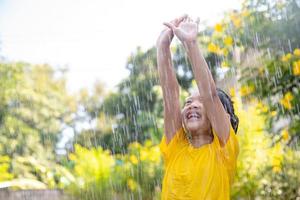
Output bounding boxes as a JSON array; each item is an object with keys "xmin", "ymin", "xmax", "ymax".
[
  {"xmin": 157, "ymin": 31, "xmax": 173, "ymax": 48},
  {"xmin": 157, "ymin": 41, "xmax": 171, "ymax": 49},
  {"xmin": 183, "ymin": 39, "xmax": 198, "ymax": 48},
  {"xmin": 183, "ymin": 40, "xmax": 203, "ymax": 61}
]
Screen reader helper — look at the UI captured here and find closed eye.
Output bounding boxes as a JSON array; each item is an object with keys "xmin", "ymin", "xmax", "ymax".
[{"xmin": 185, "ymin": 100, "xmax": 192, "ymax": 106}]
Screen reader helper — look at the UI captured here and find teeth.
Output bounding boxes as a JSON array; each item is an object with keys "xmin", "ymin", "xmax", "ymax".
[{"xmin": 187, "ymin": 113, "xmax": 200, "ymax": 119}]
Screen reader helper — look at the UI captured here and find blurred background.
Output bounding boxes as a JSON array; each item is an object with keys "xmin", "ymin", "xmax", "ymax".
[{"xmin": 0, "ymin": 0, "xmax": 299, "ymax": 199}]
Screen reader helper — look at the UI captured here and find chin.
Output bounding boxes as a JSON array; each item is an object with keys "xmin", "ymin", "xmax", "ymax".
[
  {"xmin": 184, "ymin": 118, "xmax": 211, "ymax": 133},
  {"xmin": 185, "ymin": 121, "xmax": 202, "ymax": 132}
]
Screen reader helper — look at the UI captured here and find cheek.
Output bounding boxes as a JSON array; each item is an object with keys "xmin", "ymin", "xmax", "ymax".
[
  {"xmin": 181, "ymin": 109, "xmax": 187, "ymax": 119},
  {"xmin": 181, "ymin": 112, "xmax": 185, "ymax": 123}
]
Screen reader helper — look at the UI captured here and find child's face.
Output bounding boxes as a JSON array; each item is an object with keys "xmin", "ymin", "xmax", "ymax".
[{"xmin": 181, "ymin": 93, "xmax": 211, "ymax": 134}]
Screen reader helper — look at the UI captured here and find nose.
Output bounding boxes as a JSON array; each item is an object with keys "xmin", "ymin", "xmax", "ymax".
[{"xmin": 188, "ymin": 101, "xmax": 199, "ymax": 110}]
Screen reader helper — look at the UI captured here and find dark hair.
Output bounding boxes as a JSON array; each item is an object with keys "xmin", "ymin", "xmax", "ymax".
[{"xmin": 217, "ymin": 88, "xmax": 239, "ymax": 133}]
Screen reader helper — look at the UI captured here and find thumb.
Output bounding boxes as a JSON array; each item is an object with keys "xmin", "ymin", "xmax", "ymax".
[
  {"xmin": 164, "ymin": 22, "xmax": 182, "ymax": 39},
  {"xmin": 163, "ymin": 22, "xmax": 176, "ymax": 31}
]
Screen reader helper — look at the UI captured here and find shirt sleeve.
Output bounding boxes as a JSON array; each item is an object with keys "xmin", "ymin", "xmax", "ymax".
[
  {"xmin": 159, "ymin": 127, "xmax": 186, "ymax": 164},
  {"xmin": 212, "ymin": 126, "xmax": 239, "ymax": 183},
  {"xmin": 212, "ymin": 126, "xmax": 239, "ymax": 158}
]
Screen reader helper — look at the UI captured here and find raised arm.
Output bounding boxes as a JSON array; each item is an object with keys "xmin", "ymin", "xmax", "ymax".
[
  {"xmin": 156, "ymin": 16, "xmax": 187, "ymax": 144},
  {"xmin": 165, "ymin": 17, "xmax": 231, "ymax": 146}
]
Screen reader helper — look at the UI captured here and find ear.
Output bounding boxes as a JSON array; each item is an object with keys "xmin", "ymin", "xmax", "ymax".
[{"xmin": 227, "ymin": 113, "xmax": 231, "ymax": 119}]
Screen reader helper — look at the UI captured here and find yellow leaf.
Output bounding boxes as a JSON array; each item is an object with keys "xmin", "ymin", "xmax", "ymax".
[
  {"xmin": 127, "ymin": 178, "xmax": 138, "ymax": 191},
  {"xmin": 271, "ymin": 111, "xmax": 277, "ymax": 117},
  {"xmin": 272, "ymin": 166, "xmax": 281, "ymax": 173},
  {"xmin": 207, "ymin": 43, "xmax": 222, "ymax": 55},
  {"xmin": 222, "ymin": 48, "xmax": 229, "ymax": 56},
  {"xmin": 221, "ymin": 61, "xmax": 229, "ymax": 68},
  {"xmin": 129, "ymin": 142, "xmax": 141, "ymax": 149},
  {"xmin": 208, "ymin": 43, "xmax": 217, "ymax": 53},
  {"xmin": 224, "ymin": 36, "xmax": 233, "ymax": 46},
  {"xmin": 129, "ymin": 155, "xmax": 139, "ymax": 165},
  {"xmin": 258, "ymin": 67, "xmax": 265, "ymax": 76},
  {"xmin": 241, "ymin": 9, "xmax": 250, "ymax": 17},
  {"xmin": 144, "ymin": 139, "xmax": 152, "ymax": 147},
  {"xmin": 293, "ymin": 48, "xmax": 300, "ymax": 56},
  {"xmin": 281, "ymin": 129, "xmax": 289, "ymax": 141},
  {"xmin": 261, "ymin": 105, "xmax": 268, "ymax": 113},
  {"xmin": 280, "ymin": 92, "xmax": 294, "ymax": 110},
  {"xmin": 270, "ymin": 143, "xmax": 283, "ymax": 173},
  {"xmin": 229, "ymin": 87, "xmax": 235, "ymax": 97},
  {"xmin": 240, "ymin": 85, "xmax": 254, "ymax": 97},
  {"xmin": 281, "ymin": 53, "xmax": 292, "ymax": 62},
  {"xmin": 285, "ymin": 92, "xmax": 294, "ymax": 101},
  {"xmin": 293, "ymin": 60, "xmax": 300, "ymax": 76},
  {"xmin": 149, "ymin": 146, "xmax": 161, "ymax": 163},
  {"xmin": 214, "ymin": 23, "xmax": 223, "ymax": 32},
  {"xmin": 140, "ymin": 149, "xmax": 148, "ymax": 161},
  {"xmin": 280, "ymin": 99, "xmax": 292, "ymax": 110},
  {"xmin": 230, "ymin": 14, "xmax": 242, "ymax": 28}
]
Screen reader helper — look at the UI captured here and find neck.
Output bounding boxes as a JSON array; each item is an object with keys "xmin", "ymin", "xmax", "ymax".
[{"xmin": 189, "ymin": 129, "xmax": 213, "ymax": 148}]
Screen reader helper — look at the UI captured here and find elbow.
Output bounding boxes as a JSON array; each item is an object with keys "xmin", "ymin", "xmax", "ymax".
[{"xmin": 211, "ymin": 88, "xmax": 218, "ymax": 98}]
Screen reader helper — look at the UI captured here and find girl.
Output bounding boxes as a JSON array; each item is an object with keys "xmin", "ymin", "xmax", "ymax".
[{"xmin": 156, "ymin": 15, "xmax": 239, "ymax": 200}]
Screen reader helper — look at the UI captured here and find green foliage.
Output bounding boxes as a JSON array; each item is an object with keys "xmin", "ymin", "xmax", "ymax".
[
  {"xmin": 65, "ymin": 97, "xmax": 300, "ymax": 199},
  {"xmin": 120, "ymin": 140, "xmax": 163, "ymax": 199},
  {"xmin": 163, "ymin": 92, "xmax": 300, "ymax": 199},
  {"xmin": 230, "ymin": 0, "xmax": 300, "ymax": 142},
  {"xmin": 0, "ymin": 156, "xmax": 14, "ymax": 181},
  {"xmin": 0, "ymin": 62, "xmax": 76, "ymax": 157},
  {"xmin": 241, "ymin": 50, "xmax": 300, "ymax": 141},
  {"xmin": 67, "ymin": 140, "xmax": 162, "ymax": 200},
  {"xmin": 230, "ymin": 97, "xmax": 300, "ymax": 199},
  {"xmin": 199, "ymin": 0, "xmax": 300, "ymax": 143},
  {"xmin": 257, "ymin": 149, "xmax": 300, "ymax": 199},
  {"xmin": 231, "ymin": 98, "xmax": 270, "ymax": 199},
  {"xmin": 101, "ymin": 47, "xmax": 160, "ymax": 153},
  {"xmin": 199, "ymin": 0, "xmax": 300, "ymax": 197},
  {"xmin": 241, "ymin": 0, "xmax": 300, "ymax": 52},
  {"xmin": 67, "ymin": 144, "xmax": 115, "ymax": 199},
  {"xmin": 11, "ymin": 156, "xmax": 75, "ymax": 189},
  {"xmin": 0, "ymin": 0, "xmax": 300, "ymax": 199},
  {"xmin": 72, "ymin": 83, "xmax": 112, "ymax": 149},
  {"xmin": 0, "ymin": 61, "xmax": 76, "ymax": 188},
  {"xmin": 0, "ymin": 155, "xmax": 75, "ymax": 189}
]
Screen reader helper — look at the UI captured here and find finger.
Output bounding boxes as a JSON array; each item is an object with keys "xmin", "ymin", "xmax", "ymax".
[
  {"xmin": 163, "ymin": 22, "xmax": 176, "ymax": 30},
  {"xmin": 170, "ymin": 16, "xmax": 184, "ymax": 27},
  {"xmin": 177, "ymin": 14, "xmax": 188, "ymax": 24},
  {"xmin": 173, "ymin": 18, "xmax": 179, "ymax": 25}
]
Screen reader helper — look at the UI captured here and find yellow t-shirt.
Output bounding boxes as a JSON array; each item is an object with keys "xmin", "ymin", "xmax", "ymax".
[{"xmin": 159, "ymin": 126, "xmax": 239, "ymax": 200}]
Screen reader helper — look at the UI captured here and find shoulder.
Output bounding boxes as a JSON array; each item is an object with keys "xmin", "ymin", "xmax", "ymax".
[
  {"xmin": 159, "ymin": 127, "xmax": 188, "ymax": 161},
  {"xmin": 211, "ymin": 126, "xmax": 239, "ymax": 158}
]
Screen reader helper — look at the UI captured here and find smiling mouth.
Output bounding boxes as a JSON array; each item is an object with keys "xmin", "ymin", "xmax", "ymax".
[{"xmin": 186, "ymin": 111, "xmax": 201, "ymax": 120}]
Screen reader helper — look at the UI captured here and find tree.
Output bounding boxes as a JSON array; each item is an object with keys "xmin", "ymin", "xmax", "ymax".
[
  {"xmin": 0, "ymin": 61, "xmax": 76, "ymax": 186},
  {"xmin": 237, "ymin": 0, "xmax": 300, "ymax": 143}
]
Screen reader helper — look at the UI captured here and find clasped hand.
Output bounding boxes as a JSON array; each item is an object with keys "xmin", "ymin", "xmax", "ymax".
[{"xmin": 157, "ymin": 15, "xmax": 199, "ymax": 48}]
